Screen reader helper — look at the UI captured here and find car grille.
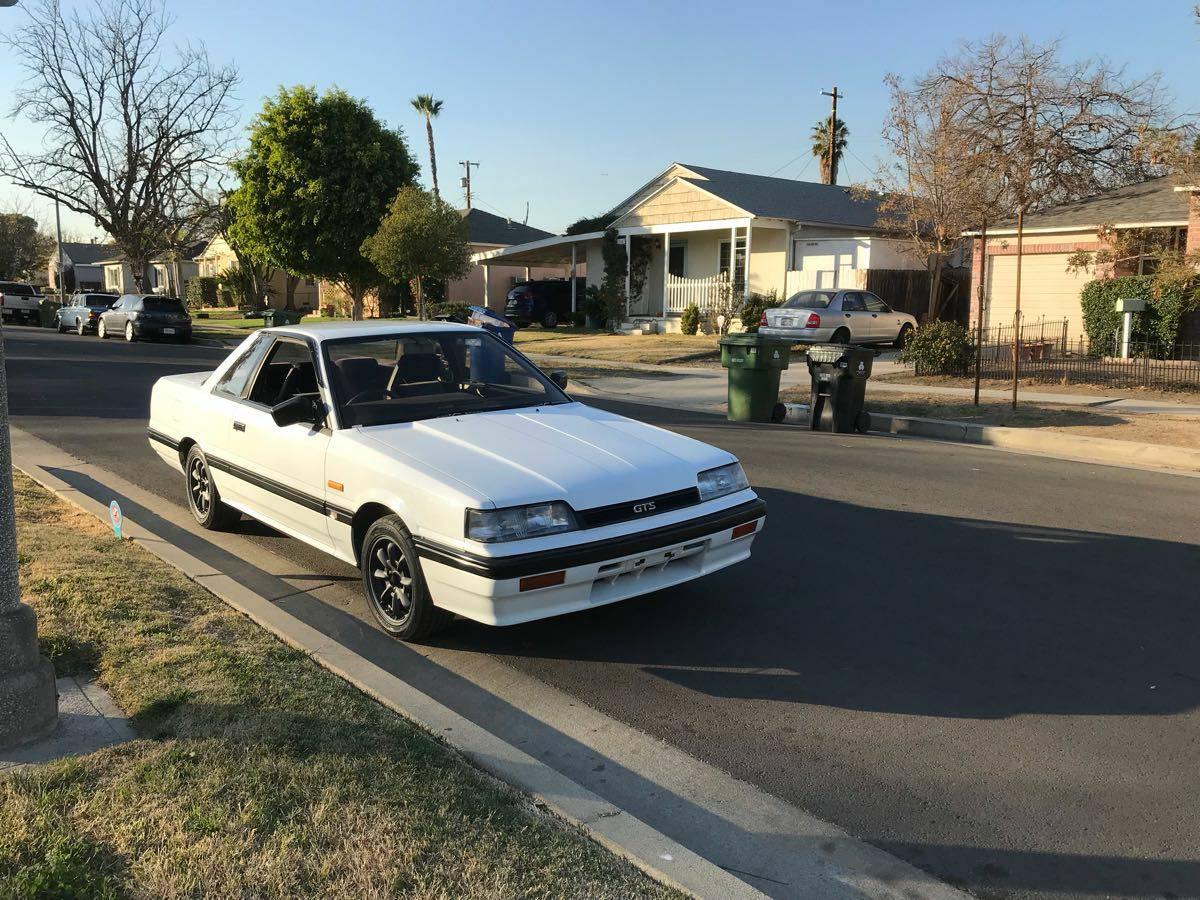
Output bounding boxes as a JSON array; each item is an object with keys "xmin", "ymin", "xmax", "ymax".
[{"xmin": 574, "ymin": 487, "xmax": 701, "ymax": 529}]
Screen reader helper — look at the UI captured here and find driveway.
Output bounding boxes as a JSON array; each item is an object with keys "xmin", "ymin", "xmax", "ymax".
[{"xmin": 6, "ymin": 327, "xmax": 1200, "ymax": 900}]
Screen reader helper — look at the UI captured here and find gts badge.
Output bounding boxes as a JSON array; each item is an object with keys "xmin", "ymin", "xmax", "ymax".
[{"xmin": 632, "ymin": 501, "xmax": 657, "ymax": 515}]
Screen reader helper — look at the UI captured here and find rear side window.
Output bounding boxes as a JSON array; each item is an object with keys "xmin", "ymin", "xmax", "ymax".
[
  {"xmin": 0, "ymin": 282, "xmax": 36, "ymax": 296},
  {"xmin": 214, "ymin": 335, "xmax": 273, "ymax": 400}
]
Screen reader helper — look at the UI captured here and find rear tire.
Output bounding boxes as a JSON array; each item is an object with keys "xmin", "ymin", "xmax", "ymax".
[
  {"xmin": 360, "ymin": 514, "xmax": 451, "ymax": 642},
  {"xmin": 831, "ymin": 328, "xmax": 851, "ymax": 344},
  {"xmin": 541, "ymin": 310, "xmax": 558, "ymax": 329},
  {"xmin": 184, "ymin": 445, "xmax": 239, "ymax": 530},
  {"xmin": 893, "ymin": 324, "xmax": 913, "ymax": 349},
  {"xmin": 98, "ymin": 319, "xmax": 109, "ymax": 339},
  {"xmin": 56, "ymin": 319, "xmax": 68, "ymax": 334}
]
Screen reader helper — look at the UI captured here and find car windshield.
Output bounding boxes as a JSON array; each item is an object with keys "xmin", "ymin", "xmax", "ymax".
[
  {"xmin": 783, "ymin": 291, "xmax": 836, "ymax": 310},
  {"xmin": 143, "ymin": 297, "xmax": 185, "ymax": 313},
  {"xmin": 324, "ymin": 330, "xmax": 571, "ymax": 427}
]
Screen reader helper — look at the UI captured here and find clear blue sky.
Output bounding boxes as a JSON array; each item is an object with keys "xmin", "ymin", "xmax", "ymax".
[{"xmin": 2, "ymin": 0, "xmax": 1197, "ymax": 238}]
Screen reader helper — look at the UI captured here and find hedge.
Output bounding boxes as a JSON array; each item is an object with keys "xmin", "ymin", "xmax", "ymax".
[
  {"xmin": 185, "ymin": 276, "xmax": 218, "ymax": 310},
  {"xmin": 899, "ymin": 320, "xmax": 973, "ymax": 375},
  {"xmin": 1079, "ymin": 274, "xmax": 1199, "ymax": 350}
]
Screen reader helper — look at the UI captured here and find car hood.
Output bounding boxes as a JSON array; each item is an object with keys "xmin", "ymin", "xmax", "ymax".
[{"xmin": 356, "ymin": 402, "xmax": 735, "ymax": 511}]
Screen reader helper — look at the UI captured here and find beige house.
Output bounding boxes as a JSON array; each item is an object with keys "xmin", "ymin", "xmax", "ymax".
[
  {"xmin": 97, "ymin": 248, "xmax": 201, "ymax": 297},
  {"xmin": 968, "ymin": 176, "xmax": 1199, "ymax": 338},
  {"xmin": 472, "ymin": 163, "xmax": 924, "ymax": 329},
  {"xmin": 195, "ymin": 235, "xmax": 320, "ymax": 309},
  {"xmin": 448, "ymin": 208, "xmax": 567, "ymax": 312}
]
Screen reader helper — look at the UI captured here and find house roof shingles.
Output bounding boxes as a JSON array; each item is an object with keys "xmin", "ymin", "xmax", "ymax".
[
  {"xmin": 999, "ymin": 175, "xmax": 1190, "ymax": 232},
  {"xmin": 460, "ymin": 208, "xmax": 554, "ymax": 246},
  {"xmin": 61, "ymin": 242, "xmax": 120, "ymax": 265}
]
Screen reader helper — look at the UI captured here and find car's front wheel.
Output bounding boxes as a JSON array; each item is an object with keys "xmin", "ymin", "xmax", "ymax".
[
  {"xmin": 76, "ymin": 318, "xmax": 87, "ymax": 336},
  {"xmin": 184, "ymin": 445, "xmax": 239, "ymax": 530},
  {"xmin": 541, "ymin": 310, "xmax": 558, "ymax": 329},
  {"xmin": 893, "ymin": 324, "xmax": 913, "ymax": 349},
  {"xmin": 361, "ymin": 515, "xmax": 450, "ymax": 642},
  {"xmin": 124, "ymin": 321, "xmax": 136, "ymax": 342}
]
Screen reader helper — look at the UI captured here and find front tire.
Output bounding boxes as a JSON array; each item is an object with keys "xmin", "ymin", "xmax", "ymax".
[
  {"xmin": 184, "ymin": 446, "xmax": 239, "ymax": 530},
  {"xmin": 893, "ymin": 324, "xmax": 913, "ymax": 349},
  {"xmin": 76, "ymin": 318, "xmax": 86, "ymax": 336},
  {"xmin": 361, "ymin": 515, "xmax": 450, "ymax": 642},
  {"xmin": 541, "ymin": 310, "xmax": 558, "ymax": 329},
  {"xmin": 98, "ymin": 319, "xmax": 109, "ymax": 339},
  {"xmin": 124, "ymin": 321, "xmax": 136, "ymax": 342}
]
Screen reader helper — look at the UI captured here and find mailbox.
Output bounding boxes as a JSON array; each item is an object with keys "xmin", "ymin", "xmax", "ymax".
[{"xmin": 1114, "ymin": 297, "xmax": 1146, "ymax": 313}]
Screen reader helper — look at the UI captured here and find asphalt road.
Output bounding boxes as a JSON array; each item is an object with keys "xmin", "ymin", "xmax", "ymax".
[{"xmin": 7, "ymin": 326, "xmax": 1200, "ymax": 900}]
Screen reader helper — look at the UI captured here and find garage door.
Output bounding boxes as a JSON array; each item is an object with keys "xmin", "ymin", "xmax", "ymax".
[{"xmin": 985, "ymin": 253, "xmax": 1090, "ymax": 337}]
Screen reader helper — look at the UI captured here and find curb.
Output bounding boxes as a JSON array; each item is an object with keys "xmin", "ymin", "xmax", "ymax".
[{"xmin": 11, "ymin": 430, "xmax": 763, "ymax": 900}]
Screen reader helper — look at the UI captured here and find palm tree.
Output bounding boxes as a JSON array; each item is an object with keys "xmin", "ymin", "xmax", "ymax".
[
  {"xmin": 810, "ymin": 116, "xmax": 849, "ymax": 185},
  {"xmin": 410, "ymin": 94, "xmax": 444, "ymax": 199}
]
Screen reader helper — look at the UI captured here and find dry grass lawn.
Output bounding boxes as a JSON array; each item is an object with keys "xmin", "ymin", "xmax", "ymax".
[
  {"xmin": 874, "ymin": 372, "xmax": 1200, "ymax": 405},
  {"xmin": 2, "ymin": 472, "xmax": 677, "ymax": 900},
  {"xmin": 513, "ymin": 328, "xmax": 723, "ymax": 366}
]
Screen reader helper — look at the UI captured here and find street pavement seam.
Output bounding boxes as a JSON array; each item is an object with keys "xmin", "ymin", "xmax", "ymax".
[{"xmin": 10, "ymin": 424, "xmax": 972, "ymax": 900}]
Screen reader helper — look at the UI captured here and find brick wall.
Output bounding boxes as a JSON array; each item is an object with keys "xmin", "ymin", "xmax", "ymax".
[{"xmin": 1187, "ymin": 191, "xmax": 1199, "ymax": 258}]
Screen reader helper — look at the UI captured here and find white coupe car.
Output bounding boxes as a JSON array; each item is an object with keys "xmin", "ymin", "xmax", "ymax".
[{"xmin": 148, "ymin": 322, "xmax": 765, "ymax": 640}]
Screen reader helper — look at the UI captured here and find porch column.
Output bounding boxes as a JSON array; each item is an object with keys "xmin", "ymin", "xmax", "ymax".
[
  {"xmin": 743, "ymin": 218, "xmax": 753, "ymax": 301},
  {"xmin": 782, "ymin": 224, "xmax": 792, "ymax": 300},
  {"xmin": 482, "ymin": 265, "xmax": 490, "ymax": 308},
  {"xmin": 662, "ymin": 230, "xmax": 670, "ymax": 316},
  {"xmin": 524, "ymin": 266, "xmax": 531, "ymax": 281},
  {"xmin": 570, "ymin": 244, "xmax": 577, "ymax": 313},
  {"xmin": 624, "ymin": 235, "xmax": 631, "ymax": 318}
]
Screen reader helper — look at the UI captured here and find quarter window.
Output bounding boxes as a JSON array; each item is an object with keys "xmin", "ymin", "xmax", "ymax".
[{"xmin": 214, "ymin": 335, "xmax": 272, "ymax": 400}]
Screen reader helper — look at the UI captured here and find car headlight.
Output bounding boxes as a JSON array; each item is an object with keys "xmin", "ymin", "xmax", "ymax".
[
  {"xmin": 466, "ymin": 501, "xmax": 578, "ymax": 543},
  {"xmin": 697, "ymin": 462, "xmax": 749, "ymax": 501}
]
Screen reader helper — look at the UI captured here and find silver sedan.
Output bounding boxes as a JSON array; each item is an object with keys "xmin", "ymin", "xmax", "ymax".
[{"xmin": 759, "ymin": 289, "xmax": 916, "ymax": 347}]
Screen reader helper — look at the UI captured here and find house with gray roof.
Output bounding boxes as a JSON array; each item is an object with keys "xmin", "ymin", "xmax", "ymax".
[
  {"xmin": 446, "ymin": 207, "xmax": 567, "ymax": 310},
  {"xmin": 471, "ymin": 162, "xmax": 925, "ymax": 326},
  {"xmin": 966, "ymin": 175, "xmax": 1198, "ymax": 338},
  {"xmin": 46, "ymin": 241, "xmax": 120, "ymax": 292}
]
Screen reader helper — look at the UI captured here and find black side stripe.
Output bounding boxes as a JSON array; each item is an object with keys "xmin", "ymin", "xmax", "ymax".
[
  {"xmin": 413, "ymin": 498, "xmax": 766, "ymax": 581},
  {"xmin": 146, "ymin": 428, "xmax": 180, "ymax": 451}
]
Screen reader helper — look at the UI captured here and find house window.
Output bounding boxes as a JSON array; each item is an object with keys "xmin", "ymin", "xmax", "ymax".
[
  {"xmin": 719, "ymin": 236, "xmax": 747, "ymax": 287},
  {"xmin": 668, "ymin": 242, "xmax": 686, "ymax": 278}
]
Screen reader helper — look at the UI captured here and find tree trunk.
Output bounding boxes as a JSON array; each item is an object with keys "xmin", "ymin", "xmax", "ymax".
[
  {"xmin": 415, "ymin": 275, "xmax": 424, "ymax": 320},
  {"xmin": 425, "ymin": 118, "xmax": 439, "ymax": 200},
  {"xmin": 285, "ymin": 273, "xmax": 298, "ymax": 310},
  {"xmin": 350, "ymin": 286, "xmax": 364, "ymax": 321},
  {"xmin": 129, "ymin": 258, "xmax": 148, "ymax": 292},
  {"xmin": 1011, "ymin": 206, "xmax": 1025, "ymax": 410},
  {"xmin": 926, "ymin": 252, "xmax": 943, "ymax": 321},
  {"xmin": 0, "ymin": 321, "xmax": 59, "ymax": 747}
]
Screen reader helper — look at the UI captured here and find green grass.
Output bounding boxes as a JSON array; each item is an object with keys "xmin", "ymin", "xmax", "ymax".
[{"xmin": 3, "ymin": 473, "xmax": 678, "ymax": 900}]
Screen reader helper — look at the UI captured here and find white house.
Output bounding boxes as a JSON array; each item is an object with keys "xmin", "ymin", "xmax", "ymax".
[{"xmin": 472, "ymin": 162, "xmax": 925, "ymax": 329}]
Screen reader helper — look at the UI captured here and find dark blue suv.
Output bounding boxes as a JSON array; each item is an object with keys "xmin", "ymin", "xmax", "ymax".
[{"xmin": 504, "ymin": 279, "xmax": 583, "ymax": 328}]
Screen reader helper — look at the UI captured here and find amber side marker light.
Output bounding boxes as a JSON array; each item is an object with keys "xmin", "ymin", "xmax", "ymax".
[
  {"xmin": 731, "ymin": 521, "xmax": 758, "ymax": 540},
  {"xmin": 519, "ymin": 570, "xmax": 566, "ymax": 592}
]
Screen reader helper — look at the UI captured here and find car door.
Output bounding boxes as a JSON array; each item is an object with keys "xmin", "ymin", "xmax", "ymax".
[
  {"xmin": 227, "ymin": 336, "xmax": 335, "ymax": 549},
  {"xmin": 104, "ymin": 296, "xmax": 128, "ymax": 332},
  {"xmin": 862, "ymin": 292, "xmax": 899, "ymax": 342},
  {"xmin": 837, "ymin": 292, "xmax": 871, "ymax": 342}
]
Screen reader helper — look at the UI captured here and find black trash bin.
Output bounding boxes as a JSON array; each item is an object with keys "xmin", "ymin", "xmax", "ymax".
[{"xmin": 806, "ymin": 344, "xmax": 874, "ymax": 433}]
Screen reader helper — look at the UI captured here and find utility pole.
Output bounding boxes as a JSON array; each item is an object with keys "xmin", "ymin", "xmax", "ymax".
[
  {"xmin": 459, "ymin": 160, "xmax": 480, "ymax": 209},
  {"xmin": 820, "ymin": 87, "xmax": 843, "ymax": 185},
  {"xmin": 0, "ymin": 319, "xmax": 58, "ymax": 749},
  {"xmin": 54, "ymin": 199, "xmax": 66, "ymax": 299}
]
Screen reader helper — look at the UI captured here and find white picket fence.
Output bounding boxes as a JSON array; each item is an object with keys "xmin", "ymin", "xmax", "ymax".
[{"xmin": 665, "ymin": 274, "xmax": 734, "ymax": 313}]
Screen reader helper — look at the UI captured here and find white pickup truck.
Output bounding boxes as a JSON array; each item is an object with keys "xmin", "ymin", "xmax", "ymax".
[
  {"xmin": 148, "ymin": 321, "xmax": 766, "ymax": 641},
  {"xmin": 0, "ymin": 281, "xmax": 45, "ymax": 326}
]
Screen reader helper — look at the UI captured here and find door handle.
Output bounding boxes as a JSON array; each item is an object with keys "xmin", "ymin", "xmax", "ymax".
[
  {"xmin": 844, "ymin": 313, "xmax": 851, "ymax": 318},
  {"xmin": 871, "ymin": 313, "xmax": 878, "ymax": 318},
  {"xmin": 233, "ymin": 421, "xmax": 246, "ymax": 432}
]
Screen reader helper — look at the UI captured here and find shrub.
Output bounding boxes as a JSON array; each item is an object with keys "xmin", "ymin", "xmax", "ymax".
[
  {"xmin": 570, "ymin": 311, "xmax": 586, "ymax": 327},
  {"xmin": 680, "ymin": 303, "xmax": 700, "ymax": 335},
  {"xmin": 900, "ymin": 320, "xmax": 973, "ymax": 375},
  {"xmin": 582, "ymin": 285, "xmax": 608, "ymax": 326},
  {"xmin": 1079, "ymin": 274, "xmax": 1199, "ymax": 351},
  {"xmin": 186, "ymin": 276, "xmax": 218, "ymax": 310},
  {"xmin": 739, "ymin": 291, "xmax": 776, "ymax": 334},
  {"xmin": 426, "ymin": 300, "xmax": 470, "ymax": 322}
]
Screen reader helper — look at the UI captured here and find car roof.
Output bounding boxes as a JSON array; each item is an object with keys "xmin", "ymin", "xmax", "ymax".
[{"xmin": 267, "ymin": 320, "xmax": 481, "ymax": 342}]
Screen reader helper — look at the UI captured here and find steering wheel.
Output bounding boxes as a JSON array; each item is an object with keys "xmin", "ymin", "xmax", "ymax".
[
  {"xmin": 345, "ymin": 388, "xmax": 388, "ymax": 406},
  {"xmin": 465, "ymin": 380, "xmax": 488, "ymax": 398}
]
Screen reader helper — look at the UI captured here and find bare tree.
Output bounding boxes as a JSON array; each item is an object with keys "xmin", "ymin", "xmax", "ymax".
[
  {"xmin": 934, "ymin": 36, "xmax": 1164, "ymax": 406},
  {"xmin": 0, "ymin": 0, "xmax": 238, "ymax": 291}
]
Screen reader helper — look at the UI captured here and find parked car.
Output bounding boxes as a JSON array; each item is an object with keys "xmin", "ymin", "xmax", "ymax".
[
  {"xmin": 55, "ymin": 292, "xmax": 118, "ymax": 335},
  {"xmin": 759, "ymin": 289, "xmax": 917, "ymax": 348},
  {"xmin": 0, "ymin": 281, "xmax": 44, "ymax": 327},
  {"xmin": 98, "ymin": 294, "xmax": 192, "ymax": 342},
  {"xmin": 147, "ymin": 322, "xmax": 765, "ymax": 641},
  {"xmin": 504, "ymin": 279, "xmax": 582, "ymax": 328}
]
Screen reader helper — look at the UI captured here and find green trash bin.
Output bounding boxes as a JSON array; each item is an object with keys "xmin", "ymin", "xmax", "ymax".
[
  {"xmin": 38, "ymin": 297, "xmax": 62, "ymax": 329},
  {"xmin": 719, "ymin": 333, "xmax": 791, "ymax": 422},
  {"xmin": 263, "ymin": 308, "xmax": 302, "ymax": 328}
]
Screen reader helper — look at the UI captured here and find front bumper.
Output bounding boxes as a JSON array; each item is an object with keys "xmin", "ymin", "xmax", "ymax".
[{"xmin": 415, "ymin": 497, "xmax": 766, "ymax": 626}]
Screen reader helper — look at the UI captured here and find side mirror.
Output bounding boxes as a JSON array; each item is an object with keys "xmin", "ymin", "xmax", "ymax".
[
  {"xmin": 549, "ymin": 370, "xmax": 568, "ymax": 390},
  {"xmin": 271, "ymin": 392, "xmax": 324, "ymax": 429}
]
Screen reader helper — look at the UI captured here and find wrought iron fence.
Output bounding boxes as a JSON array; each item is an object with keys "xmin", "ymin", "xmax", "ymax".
[
  {"xmin": 972, "ymin": 317, "xmax": 1070, "ymax": 352},
  {"xmin": 921, "ymin": 334, "xmax": 1200, "ymax": 390}
]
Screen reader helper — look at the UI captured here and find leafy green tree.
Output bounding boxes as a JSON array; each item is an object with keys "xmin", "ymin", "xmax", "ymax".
[
  {"xmin": 597, "ymin": 228, "xmax": 627, "ymax": 327},
  {"xmin": 361, "ymin": 187, "xmax": 472, "ymax": 320},
  {"xmin": 0, "ymin": 213, "xmax": 54, "ymax": 282},
  {"xmin": 811, "ymin": 116, "xmax": 848, "ymax": 185},
  {"xmin": 230, "ymin": 86, "xmax": 418, "ymax": 319},
  {"xmin": 410, "ymin": 95, "xmax": 444, "ymax": 199}
]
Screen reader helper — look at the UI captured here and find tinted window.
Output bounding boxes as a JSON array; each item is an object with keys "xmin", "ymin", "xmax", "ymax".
[
  {"xmin": 214, "ymin": 335, "xmax": 272, "ymax": 399},
  {"xmin": 325, "ymin": 330, "xmax": 569, "ymax": 427},
  {"xmin": 840, "ymin": 293, "xmax": 866, "ymax": 311},
  {"xmin": 143, "ymin": 297, "xmax": 185, "ymax": 313},
  {"xmin": 863, "ymin": 293, "xmax": 890, "ymax": 313},
  {"xmin": 783, "ymin": 291, "xmax": 836, "ymax": 310},
  {"xmin": 85, "ymin": 295, "xmax": 114, "ymax": 309},
  {"xmin": 0, "ymin": 282, "xmax": 36, "ymax": 296}
]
